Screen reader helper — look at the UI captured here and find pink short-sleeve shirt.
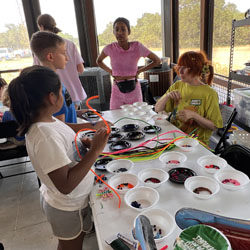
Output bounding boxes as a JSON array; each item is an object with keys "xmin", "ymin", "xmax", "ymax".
[{"xmin": 103, "ymin": 41, "xmax": 151, "ymax": 76}]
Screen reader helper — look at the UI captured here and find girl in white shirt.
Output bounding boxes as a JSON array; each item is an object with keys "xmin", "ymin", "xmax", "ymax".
[{"xmin": 8, "ymin": 65, "xmax": 110, "ymax": 250}]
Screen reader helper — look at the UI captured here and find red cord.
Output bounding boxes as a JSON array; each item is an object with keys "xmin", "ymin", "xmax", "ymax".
[{"xmin": 85, "ymin": 95, "xmax": 110, "ymax": 134}]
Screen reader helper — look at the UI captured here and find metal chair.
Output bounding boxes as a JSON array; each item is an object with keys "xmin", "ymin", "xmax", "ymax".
[
  {"xmin": 220, "ymin": 144, "xmax": 250, "ymax": 177},
  {"xmin": 0, "ymin": 120, "xmax": 34, "ymax": 179},
  {"xmin": 210, "ymin": 104, "xmax": 237, "ymax": 154}
]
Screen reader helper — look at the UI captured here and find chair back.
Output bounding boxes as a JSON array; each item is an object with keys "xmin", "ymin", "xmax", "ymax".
[
  {"xmin": 212, "ymin": 104, "xmax": 237, "ymax": 154},
  {"xmin": 220, "ymin": 144, "xmax": 250, "ymax": 177},
  {"xmin": 0, "ymin": 120, "xmax": 19, "ymax": 139}
]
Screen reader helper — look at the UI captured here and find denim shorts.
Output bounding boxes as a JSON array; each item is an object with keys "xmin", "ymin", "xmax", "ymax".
[{"xmin": 40, "ymin": 195, "xmax": 93, "ymax": 240}]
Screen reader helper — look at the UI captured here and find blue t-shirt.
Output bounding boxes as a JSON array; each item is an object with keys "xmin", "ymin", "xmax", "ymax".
[
  {"xmin": 2, "ymin": 111, "xmax": 25, "ymax": 141},
  {"xmin": 53, "ymin": 84, "xmax": 77, "ymax": 123}
]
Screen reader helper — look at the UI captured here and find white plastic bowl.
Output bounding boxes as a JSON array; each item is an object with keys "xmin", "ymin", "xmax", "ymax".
[
  {"xmin": 159, "ymin": 151, "xmax": 187, "ymax": 168},
  {"xmin": 140, "ymin": 105, "xmax": 154, "ymax": 114},
  {"xmin": 214, "ymin": 169, "xmax": 250, "ymax": 191},
  {"xmin": 134, "ymin": 110, "xmax": 147, "ymax": 117},
  {"xmin": 174, "ymin": 137, "xmax": 199, "ymax": 152},
  {"xmin": 152, "ymin": 114, "xmax": 168, "ymax": 125},
  {"xmin": 184, "ymin": 176, "xmax": 220, "ymax": 199},
  {"xmin": 133, "ymin": 102, "xmax": 148, "ymax": 108},
  {"xmin": 123, "ymin": 107, "xmax": 138, "ymax": 114},
  {"xmin": 197, "ymin": 155, "xmax": 227, "ymax": 174},
  {"xmin": 137, "ymin": 168, "xmax": 169, "ymax": 188},
  {"xmin": 106, "ymin": 159, "xmax": 134, "ymax": 174},
  {"xmin": 134, "ymin": 209, "xmax": 176, "ymax": 243},
  {"xmin": 120, "ymin": 104, "xmax": 133, "ymax": 109},
  {"xmin": 108, "ymin": 173, "xmax": 140, "ymax": 195},
  {"xmin": 124, "ymin": 186, "xmax": 159, "ymax": 212}
]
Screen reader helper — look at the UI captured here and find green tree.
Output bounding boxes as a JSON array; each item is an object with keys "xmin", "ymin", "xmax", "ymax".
[
  {"xmin": 131, "ymin": 13, "xmax": 162, "ymax": 48},
  {"xmin": 98, "ymin": 22, "xmax": 116, "ymax": 46},
  {"xmin": 179, "ymin": 0, "xmax": 201, "ymax": 48},
  {"xmin": 0, "ymin": 23, "xmax": 29, "ymax": 49}
]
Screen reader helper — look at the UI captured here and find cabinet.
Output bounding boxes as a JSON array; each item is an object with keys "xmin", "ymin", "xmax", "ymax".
[{"xmin": 227, "ymin": 18, "xmax": 250, "ymax": 131}]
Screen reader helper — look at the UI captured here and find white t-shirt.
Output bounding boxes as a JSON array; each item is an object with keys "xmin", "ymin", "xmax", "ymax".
[{"xmin": 26, "ymin": 118, "xmax": 93, "ymax": 211}]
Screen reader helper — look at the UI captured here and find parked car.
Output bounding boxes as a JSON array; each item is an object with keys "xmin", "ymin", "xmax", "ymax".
[
  {"xmin": 0, "ymin": 48, "xmax": 15, "ymax": 61},
  {"xmin": 14, "ymin": 49, "xmax": 32, "ymax": 59}
]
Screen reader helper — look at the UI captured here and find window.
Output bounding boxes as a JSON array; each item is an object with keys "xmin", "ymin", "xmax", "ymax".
[
  {"xmin": 0, "ymin": 0, "xmax": 31, "ymax": 83},
  {"xmin": 93, "ymin": 0, "xmax": 162, "ymax": 66},
  {"xmin": 213, "ymin": 0, "xmax": 250, "ymax": 76},
  {"xmin": 39, "ymin": 0, "xmax": 80, "ymax": 49},
  {"xmin": 179, "ymin": 0, "xmax": 200, "ymax": 56}
]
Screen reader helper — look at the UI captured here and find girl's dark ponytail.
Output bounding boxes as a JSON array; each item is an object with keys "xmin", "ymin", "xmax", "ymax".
[{"xmin": 8, "ymin": 65, "xmax": 61, "ymax": 136}]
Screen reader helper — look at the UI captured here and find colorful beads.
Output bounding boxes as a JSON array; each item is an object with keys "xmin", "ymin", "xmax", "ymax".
[
  {"xmin": 131, "ymin": 201, "xmax": 141, "ymax": 208},
  {"xmin": 205, "ymin": 164, "xmax": 220, "ymax": 169},
  {"xmin": 113, "ymin": 167, "xmax": 128, "ymax": 173},
  {"xmin": 144, "ymin": 177, "xmax": 161, "ymax": 183},
  {"xmin": 193, "ymin": 187, "xmax": 212, "ymax": 195},
  {"xmin": 152, "ymin": 224, "xmax": 163, "ymax": 239},
  {"xmin": 117, "ymin": 183, "xmax": 134, "ymax": 190},
  {"xmin": 166, "ymin": 160, "xmax": 180, "ymax": 164},
  {"xmin": 222, "ymin": 178, "xmax": 240, "ymax": 186}
]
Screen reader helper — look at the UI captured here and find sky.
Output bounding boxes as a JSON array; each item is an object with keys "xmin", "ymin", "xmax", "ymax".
[{"xmin": 0, "ymin": 0, "xmax": 249, "ymax": 36}]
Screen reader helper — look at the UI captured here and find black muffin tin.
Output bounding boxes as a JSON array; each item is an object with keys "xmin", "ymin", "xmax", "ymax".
[
  {"xmin": 109, "ymin": 140, "xmax": 131, "ymax": 151},
  {"xmin": 168, "ymin": 167, "xmax": 197, "ymax": 184}
]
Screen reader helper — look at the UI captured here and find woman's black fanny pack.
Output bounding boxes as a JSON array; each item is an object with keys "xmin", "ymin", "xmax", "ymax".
[{"xmin": 116, "ymin": 79, "xmax": 137, "ymax": 93}]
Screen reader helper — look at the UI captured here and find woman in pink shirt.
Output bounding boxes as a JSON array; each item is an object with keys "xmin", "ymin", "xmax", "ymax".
[{"xmin": 97, "ymin": 17, "xmax": 160, "ymax": 110}]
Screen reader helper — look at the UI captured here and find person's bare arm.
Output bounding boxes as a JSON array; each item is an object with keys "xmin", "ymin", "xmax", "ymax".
[
  {"xmin": 77, "ymin": 63, "xmax": 84, "ymax": 74},
  {"xmin": 178, "ymin": 110, "xmax": 216, "ymax": 131},
  {"xmin": 155, "ymin": 91, "xmax": 181, "ymax": 112},
  {"xmin": 96, "ymin": 51, "xmax": 112, "ymax": 75},
  {"xmin": 48, "ymin": 128, "xmax": 109, "ymax": 194},
  {"xmin": 136, "ymin": 52, "xmax": 161, "ymax": 76},
  {"xmin": 66, "ymin": 120, "xmax": 113, "ymax": 133}
]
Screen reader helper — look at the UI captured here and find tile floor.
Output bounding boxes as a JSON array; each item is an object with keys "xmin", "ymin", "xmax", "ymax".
[{"xmin": 0, "ymin": 158, "xmax": 99, "ymax": 250}]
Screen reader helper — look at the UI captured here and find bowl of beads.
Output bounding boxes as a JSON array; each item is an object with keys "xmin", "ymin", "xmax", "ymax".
[
  {"xmin": 159, "ymin": 151, "xmax": 187, "ymax": 168},
  {"xmin": 214, "ymin": 169, "xmax": 250, "ymax": 191},
  {"xmin": 108, "ymin": 173, "xmax": 140, "ymax": 195},
  {"xmin": 140, "ymin": 105, "xmax": 154, "ymax": 114},
  {"xmin": 106, "ymin": 159, "xmax": 134, "ymax": 175},
  {"xmin": 174, "ymin": 137, "xmax": 199, "ymax": 152},
  {"xmin": 184, "ymin": 176, "xmax": 220, "ymax": 200},
  {"xmin": 197, "ymin": 155, "xmax": 227, "ymax": 174},
  {"xmin": 124, "ymin": 186, "xmax": 159, "ymax": 212},
  {"xmin": 134, "ymin": 209, "xmax": 176, "ymax": 243},
  {"xmin": 152, "ymin": 113, "xmax": 168, "ymax": 125},
  {"xmin": 137, "ymin": 168, "xmax": 169, "ymax": 188}
]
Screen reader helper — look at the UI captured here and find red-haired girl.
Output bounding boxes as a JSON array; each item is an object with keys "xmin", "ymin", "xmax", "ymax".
[{"xmin": 155, "ymin": 51, "xmax": 223, "ymax": 144}]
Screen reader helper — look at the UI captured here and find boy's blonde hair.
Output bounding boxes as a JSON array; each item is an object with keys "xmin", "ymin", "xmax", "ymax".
[
  {"xmin": 2, "ymin": 86, "xmax": 10, "ymax": 107},
  {"xmin": 30, "ymin": 31, "xmax": 65, "ymax": 62}
]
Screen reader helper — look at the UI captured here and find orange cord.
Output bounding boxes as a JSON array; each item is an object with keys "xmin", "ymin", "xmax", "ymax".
[
  {"xmin": 85, "ymin": 95, "xmax": 110, "ymax": 134},
  {"xmin": 75, "ymin": 97, "xmax": 121, "ymax": 208}
]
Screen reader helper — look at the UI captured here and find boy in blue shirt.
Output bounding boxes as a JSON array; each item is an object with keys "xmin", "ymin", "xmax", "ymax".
[{"xmin": 30, "ymin": 31, "xmax": 110, "ymax": 131}]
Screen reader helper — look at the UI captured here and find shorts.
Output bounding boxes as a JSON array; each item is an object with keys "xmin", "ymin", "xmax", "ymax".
[{"xmin": 40, "ymin": 195, "xmax": 93, "ymax": 240}]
